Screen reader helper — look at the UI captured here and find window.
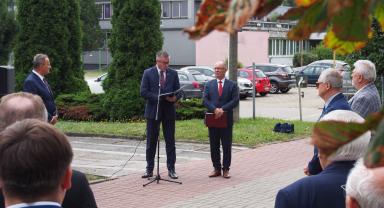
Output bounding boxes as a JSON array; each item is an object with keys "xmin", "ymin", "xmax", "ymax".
[
  {"xmin": 238, "ymin": 71, "xmax": 249, "ymax": 78},
  {"xmin": 97, "ymin": 2, "xmax": 113, "ymax": 20},
  {"xmin": 161, "ymin": 1, "xmax": 188, "ymax": 19},
  {"xmin": 268, "ymin": 39, "xmax": 310, "ymax": 56},
  {"xmin": 178, "ymin": 73, "xmax": 188, "ymax": 81}
]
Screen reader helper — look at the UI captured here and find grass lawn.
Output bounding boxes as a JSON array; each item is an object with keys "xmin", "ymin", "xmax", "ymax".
[{"xmin": 56, "ymin": 117, "xmax": 314, "ymax": 147}]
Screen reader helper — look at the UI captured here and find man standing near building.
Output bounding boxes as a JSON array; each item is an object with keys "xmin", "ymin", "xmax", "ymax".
[
  {"xmin": 140, "ymin": 51, "xmax": 180, "ymax": 179},
  {"xmin": 349, "ymin": 60, "xmax": 382, "ymax": 118},
  {"xmin": 203, "ymin": 61, "xmax": 239, "ymax": 178},
  {"xmin": 23, "ymin": 54, "xmax": 58, "ymax": 125}
]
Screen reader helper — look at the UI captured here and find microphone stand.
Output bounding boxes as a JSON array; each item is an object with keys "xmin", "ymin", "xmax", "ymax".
[{"xmin": 143, "ymin": 73, "xmax": 182, "ymax": 187}]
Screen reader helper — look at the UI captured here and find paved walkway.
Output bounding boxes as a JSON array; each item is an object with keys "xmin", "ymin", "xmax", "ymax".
[{"xmin": 92, "ymin": 138, "xmax": 313, "ymax": 207}]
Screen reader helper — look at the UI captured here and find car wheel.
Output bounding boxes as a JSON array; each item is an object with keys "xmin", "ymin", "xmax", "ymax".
[
  {"xmin": 259, "ymin": 92, "xmax": 267, "ymax": 96},
  {"xmin": 270, "ymin": 82, "xmax": 279, "ymax": 94},
  {"xmin": 240, "ymin": 94, "xmax": 247, "ymax": 100},
  {"xmin": 280, "ymin": 88, "xmax": 290, "ymax": 93}
]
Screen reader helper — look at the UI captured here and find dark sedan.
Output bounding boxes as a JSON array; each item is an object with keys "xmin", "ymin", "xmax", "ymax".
[{"xmin": 176, "ymin": 69, "xmax": 207, "ymax": 99}]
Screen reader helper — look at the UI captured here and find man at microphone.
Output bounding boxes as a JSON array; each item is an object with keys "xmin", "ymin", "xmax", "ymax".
[{"xmin": 140, "ymin": 51, "xmax": 181, "ymax": 179}]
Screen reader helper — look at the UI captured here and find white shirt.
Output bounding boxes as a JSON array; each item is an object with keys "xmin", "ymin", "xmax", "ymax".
[
  {"xmin": 156, "ymin": 66, "xmax": 166, "ymax": 80},
  {"xmin": 7, "ymin": 201, "xmax": 61, "ymax": 208},
  {"xmin": 32, "ymin": 70, "xmax": 45, "ymax": 82}
]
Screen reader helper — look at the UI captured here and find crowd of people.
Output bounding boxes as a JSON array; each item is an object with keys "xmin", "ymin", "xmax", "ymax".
[{"xmin": 0, "ymin": 51, "xmax": 382, "ymax": 207}]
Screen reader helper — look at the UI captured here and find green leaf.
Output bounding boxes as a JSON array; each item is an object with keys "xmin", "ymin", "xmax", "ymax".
[
  {"xmin": 331, "ymin": 0, "xmax": 371, "ymax": 41},
  {"xmin": 364, "ymin": 119, "xmax": 384, "ymax": 168},
  {"xmin": 374, "ymin": 1, "xmax": 384, "ymax": 31},
  {"xmin": 324, "ymin": 29, "xmax": 369, "ymax": 55},
  {"xmin": 285, "ymin": 1, "xmax": 328, "ymax": 40}
]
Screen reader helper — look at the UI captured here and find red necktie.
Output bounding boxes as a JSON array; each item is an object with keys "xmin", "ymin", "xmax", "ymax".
[
  {"xmin": 218, "ymin": 80, "xmax": 223, "ymax": 96},
  {"xmin": 160, "ymin": 71, "xmax": 165, "ymax": 87}
]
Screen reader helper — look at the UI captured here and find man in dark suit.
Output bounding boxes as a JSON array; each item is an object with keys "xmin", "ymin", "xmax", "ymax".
[
  {"xmin": 349, "ymin": 60, "xmax": 382, "ymax": 118},
  {"xmin": 305, "ymin": 68, "xmax": 351, "ymax": 176},
  {"xmin": 0, "ymin": 119, "xmax": 73, "ymax": 208},
  {"xmin": 275, "ymin": 110, "xmax": 370, "ymax": 208},
  {"xmin": 140, "ymin": 51, "xmax": 181, "ymax": 179},
  {"xmin": 23, "ymin": 54, "xmax": 58, "ymax": 125},
  {"xmin": 203, "ymin": 61, "xmax": 239, "ymax": 178},
  {"xmin": 0, "ymin": 92, "xmax": 98, "ymax": 208}
]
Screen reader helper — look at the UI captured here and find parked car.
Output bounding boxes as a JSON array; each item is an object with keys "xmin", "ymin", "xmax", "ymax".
[
  {"xmin": 176, "ymin": 69, "xmax": 207, "ymax": 99},
  {"xmin": 342, "ymin": 71, "xmax": 357, "ymax": 99},
  {"xmin": 179, "ymin": 66, "xmax": 215, "ymax": 80},
  {"xmin": 296, "ymin": 64, "xmax": 329, "ymax": 85},
  {"xmin": 296, "ymin": 60, "xmax": 351, "ymax": 85},
  {"xmin": 308, "ymin": 59, "xmax": 351, "ymax": 71},
  {"xmin": 237, "ymin": 68, "xmax": 270, "ymax": 96},
  {"xmin": 247, "ymin": 64, "xmax": 296, "ymax": 94}
]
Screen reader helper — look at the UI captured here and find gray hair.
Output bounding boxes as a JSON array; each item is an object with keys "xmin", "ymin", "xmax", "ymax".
[
  {"xmin": 353, "ymin": 60, "xmax": 376, "ymax": 82},
  {"xmin": 0, "ymin": 92, "xmax": 48, "ymax": 131},
  {"xmin": 32, "ymin": 54, "xmax": 48, "ymax": 69},
  {"xmin": 318, "ymin": 68, "xmax": 343, "ymax": 88},
  {"xmin": 156, "ymin": 51, "xmax": 169, "ymax": 59},
  {"xmin": 346, "ymin": 160, "xmax": 384, "ymax": 208},
  {"xmin": 320, "ymin": 110, "xmax": 370, "ymax": 162}
]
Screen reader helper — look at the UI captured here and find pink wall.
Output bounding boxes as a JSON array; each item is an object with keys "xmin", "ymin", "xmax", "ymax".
[{"xmin": 196, "ymin": 31, "xmax": 269, "ymax": 67}]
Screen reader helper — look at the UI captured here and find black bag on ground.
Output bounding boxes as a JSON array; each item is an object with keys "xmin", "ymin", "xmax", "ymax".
[{"xmin": 273, "ymin": 122, "xmax": 294, "ymax": 133}]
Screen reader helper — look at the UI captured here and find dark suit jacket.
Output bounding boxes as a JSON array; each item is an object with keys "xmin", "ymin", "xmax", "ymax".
[
  {"xmin": 308, "ymin": 93, "xmax": 351, "ymax": 175},
  {"xmin": 203, "ymin": 79, "xmax": 239, "ymax": 127},
  {"xmin": 275, "ymin": 161, "xmax": 355, "ymax": 208},
  {"xmin": 23, "ymin": 72, "xmax": 56, "ymax": 121},
  {"xmin": 140, "ymin": 67, "xmax": 180, "ymax": 120},
  {"xmin": 0, "ymin": 170, "xmax": 97, "ymax": 208},
  {"xmin": 62, "ymin": 170, "xmax": 97, "ymax": 208}
]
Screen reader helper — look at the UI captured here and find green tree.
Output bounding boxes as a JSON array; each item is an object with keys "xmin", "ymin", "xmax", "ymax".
[
  {"xmin": 103, "ymin": 0, "xmax": 163, "ymax": 120},
  {"xmin": 80, "ymin": 0, "xmax": 103, "ymax": 51},
  {"xmin": 14, "ymin": 0, "xmax": 88, "ymax": 94},
  {"xmin": 0, "ymin": 0, "xmax": 17, "ymax": 65},
  {"xmin": 346, "ymin": 19, "xmax": 384, "ymax": 75}
]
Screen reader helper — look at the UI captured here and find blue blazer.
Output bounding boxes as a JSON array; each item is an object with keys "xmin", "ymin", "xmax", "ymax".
[
  {"xmin": 140, "ymin": 67, "xmax": 180, "ymax": 120},
  {"xmin": 308, "ymin": 93, "xmax": 351, "ymax": 175},
  {"xmin": 203, "ymin": 79, "xmax": 239, "ymax": 126},
  {"xmin": 275, "ymin": 161, "xmax": 355, "ymax": 208},
  {"xmin": 23, "ymin": 72, "xmax": 56, "ymax": 121}
]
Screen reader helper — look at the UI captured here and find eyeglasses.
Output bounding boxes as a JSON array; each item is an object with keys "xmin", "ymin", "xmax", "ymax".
[
  {"xmin": 214, "ymin": 67, "xmax": 225, "ymax": 70},
  {"xmin": 315, "ymin": 82, "xmax": 322, "ymax": 88},
  {"xmin": 157, "ymin": 60, "xmax": 169, "ymax": 64}
]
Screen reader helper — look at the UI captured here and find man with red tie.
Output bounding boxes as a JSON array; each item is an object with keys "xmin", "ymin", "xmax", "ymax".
[{"xmin": 203, "ymin": 61, "xmax": 239, "ymax": 178}]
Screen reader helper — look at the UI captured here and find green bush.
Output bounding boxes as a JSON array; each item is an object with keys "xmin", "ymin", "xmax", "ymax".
[
  {"xmin": 293, "ymin": 52, "xmax": 318, "ymax": 67},
  {"xmin": 176, "ymin": 98, "xmax": 205, "ymax": 120},
  {"xmin": 56, "ymin": 92, "xmax": 108, "ymax": 121}
]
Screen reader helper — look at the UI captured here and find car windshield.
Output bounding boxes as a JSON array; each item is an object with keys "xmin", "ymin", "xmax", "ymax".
[
  {"xmin": 193, "ymin": 74, "xmax": 207, "ymax": 81},
  {"xmin": 254, "ymin": 71, "xmax": 266, "ymax": 78},
  {"xmin": 281, "ymin": 66, "xmax": 294, "ymax": 73}
]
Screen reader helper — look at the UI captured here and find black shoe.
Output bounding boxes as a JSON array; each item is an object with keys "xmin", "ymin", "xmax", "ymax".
[
  {"xmin": 168, "ymin": 170, "xmax": 178, "ymax": 179},
  {"xmin": 142, "ymin": 171, "xmax": 153, "ymax": 178}
]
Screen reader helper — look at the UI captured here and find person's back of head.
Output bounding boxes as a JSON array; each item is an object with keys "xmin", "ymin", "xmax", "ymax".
[
  {"xmin": 0, "ymin": 119, "xmax": 73, "ymax": 205},
  {"xmin": 346, "ymin": 160, "xmax": 384, "ymax": 208},
  {"xmin": 0, "ymin": 92, "xmax": 47, "ymax": 131},
  {"xmin": 320, "ymin": 110, "xmax": 370, "ymax": 163}
]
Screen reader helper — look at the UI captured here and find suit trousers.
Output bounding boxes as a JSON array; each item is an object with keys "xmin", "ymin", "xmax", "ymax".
[
  {"xmin": 146, "ymin": 119, "xmax": 176, "ymax": 172},
  {"xmin": 208, "ymin": 127, "xmax": 232, "ymax": 170}
]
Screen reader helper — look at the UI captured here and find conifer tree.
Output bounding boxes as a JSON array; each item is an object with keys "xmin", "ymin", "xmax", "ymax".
[{"xmin": 103, "ymin": 0, "xmax": 163, "ymax": 120}]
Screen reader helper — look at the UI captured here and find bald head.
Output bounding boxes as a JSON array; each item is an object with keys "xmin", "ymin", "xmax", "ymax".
[
  {"xmin": 0, "ymin": 92, "xmax": 48, "ymax": 131},
  {"xmin": 214, "ymin": 61, "xmax": 227, "ymax": 80}
]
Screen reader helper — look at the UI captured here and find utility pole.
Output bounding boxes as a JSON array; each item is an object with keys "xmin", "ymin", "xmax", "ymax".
[{"xmin": 229, "ymin": 31, "xmax": 239, "ymax": 122}]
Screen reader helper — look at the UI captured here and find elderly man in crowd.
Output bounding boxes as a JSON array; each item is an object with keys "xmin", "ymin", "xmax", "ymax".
[
  {"xmin": 0, "ymin": 92, "xmax": 97, "ymax": 208},
  {"xmin": 349, "ymin": 60, "xmax": 382, "ymax": 118},
  {"xmin": 305, "ymin": 68, "xmax": 351, "ymax": 176},
  {"xmin": 345, "ymin": 160, "xmax": 384, "ymax": 208},
  {"xmin": 275, "ymin": 110, "xmax": 370, "ymax": 208}
]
